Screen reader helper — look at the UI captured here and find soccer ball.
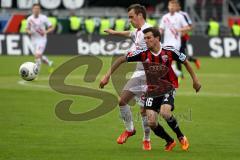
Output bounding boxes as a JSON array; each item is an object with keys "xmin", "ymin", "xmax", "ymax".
[{"xmin": 19, "ymin": 62, "xmax": 39, "ymax": 81}]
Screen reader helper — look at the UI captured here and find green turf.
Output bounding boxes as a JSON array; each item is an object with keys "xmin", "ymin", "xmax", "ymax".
[{"xmin": 0, "ymin": 56, "xmax": 240, "ymax": 160}]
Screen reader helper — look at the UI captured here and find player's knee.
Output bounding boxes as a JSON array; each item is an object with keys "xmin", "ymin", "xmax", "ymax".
[
  {"xmin": 148, "ymin": 121, "xmax": 157, "ymax": 129},
  {"xmin": 160, "ymin": 105, "xmax": 172, "ymax": 119},
  {"xmin": 160, "ymin": 111, "xmax": 171, "ymax": 120},
  {"xmin": 35, "ymin": 54, "xmax": 42, "ymax": 59},
  {"xmin": 119, "ymin": 98, "xmax": 127, "ymax": 106}
]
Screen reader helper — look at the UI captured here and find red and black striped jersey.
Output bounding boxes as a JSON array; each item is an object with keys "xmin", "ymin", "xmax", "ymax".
[{"xmin": 126, "ymin": 46, "xmax": 187, "ymax": 88}]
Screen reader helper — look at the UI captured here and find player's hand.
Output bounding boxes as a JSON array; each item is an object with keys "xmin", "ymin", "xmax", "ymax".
[
  {"xmin": 104, "ymin": 29, "xmax": 115, "ymax": 35},
  {"xmin": 193, "ymin": 81, "xmax": 201, "ymax": 93},
  {"xmin": 99, "ymin": 75, "xmax": 110, "ymax": 89},
  {"xmin": 176, "ymin": 29, "xmax": 183, "ymax": 34},
  {"xmin": 27, "ymin": 31, "xmax": 32, "ymax": 35},
  {"xmin": 43, "ymin": 31, "xmax": 47, "ymax": 36}
]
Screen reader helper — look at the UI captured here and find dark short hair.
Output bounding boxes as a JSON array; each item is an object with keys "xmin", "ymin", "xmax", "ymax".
[
  {"xmin": 32, "ymin": 3, "xmax": 41, "ymax": 8},
  {"xmin": 127, "ymin": 4, "xmax": 147, "ymax": 20},
  {"xmin": 143, "ymin": 27, "xmax": 161, "ymax": 41},
  {"xmin": 169, "ymin": 0, "xmax": 178, "ymax": 5}
]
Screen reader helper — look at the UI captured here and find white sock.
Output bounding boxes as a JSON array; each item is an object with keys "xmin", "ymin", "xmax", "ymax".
[
  {"xmin": 35, "ymin": 58, "xmax": 41, "ymax": 70},
  {"xmin": 141, "ymin": 115, "xmax": 151, "ymax": 141},
  {"xmin": 42, "ymin": 55, "xmax": 51, "ymax": 66},
  {"xmin": 172, "ymin": 63, "xmax": 182, "ymax": 77},
  {"xmin": 119, "ymin": 105, "xmax": 134, "ymax": 132}
]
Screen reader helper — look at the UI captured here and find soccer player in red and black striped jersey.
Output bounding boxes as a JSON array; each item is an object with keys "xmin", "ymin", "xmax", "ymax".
[{"xmin": 100, "ymin": 27, "xmax": 201, "ymax": 151}]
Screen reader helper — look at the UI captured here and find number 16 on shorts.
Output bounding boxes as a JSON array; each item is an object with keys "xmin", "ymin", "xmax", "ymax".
[{"xmin": 146, "ymin": 98, "xmax": 153, "ymax": 107}]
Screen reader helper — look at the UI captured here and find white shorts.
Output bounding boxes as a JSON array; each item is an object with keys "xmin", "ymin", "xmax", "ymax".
[
  {"xmin": 123, "ymin": 71, "xmax": 147, "ymax": 106},
  {"xmin": 32, "ymin": 39, "xmax": 47, "ymax": 55}
]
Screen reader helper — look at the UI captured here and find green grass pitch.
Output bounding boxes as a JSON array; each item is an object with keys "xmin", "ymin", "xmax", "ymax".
[{"xmin": 0, "ymin": 56, "xmax": 240, "ymax": 160}]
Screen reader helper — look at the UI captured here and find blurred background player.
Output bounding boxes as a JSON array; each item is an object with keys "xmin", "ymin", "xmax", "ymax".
[
  {"xmin": 26, "ymin": 3, "xmax": 54, "ymax": 72},
  {"xmin": 175, "ymin": 1, "xmax": 201, "ymax": 78},
  {"xmin": 159, "ymin": 0, "xmax": 191, "ymax": 78},
  {"xmin": 104, "ymin": 4, "xmax": 152, "ymax": 150}
]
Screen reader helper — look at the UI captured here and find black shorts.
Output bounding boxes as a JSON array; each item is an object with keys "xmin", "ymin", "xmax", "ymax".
[{"xmin": 144, "ymin": 90, "xmax": 176, "ymax": 113}]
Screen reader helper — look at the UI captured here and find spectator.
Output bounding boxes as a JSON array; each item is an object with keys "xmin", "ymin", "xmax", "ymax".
[
  {"xmin": 69, "ymin": 12, "xmax": 81, "ymax": 34},
  {"xmin": 206, "ymin": 18, "xmax": 220, "ymax": 36},
  {"xmin": 231, "ymin": 21, "xmax": 240, "ymax": 37}
]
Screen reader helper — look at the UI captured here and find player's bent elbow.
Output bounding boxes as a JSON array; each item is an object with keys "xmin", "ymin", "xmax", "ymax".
[{"xmin": 119, "ymin": 98, "xmax": 127, "ymax": 106}]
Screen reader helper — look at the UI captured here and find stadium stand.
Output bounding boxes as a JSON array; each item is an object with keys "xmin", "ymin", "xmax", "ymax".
[{"xmin": 0, "ymin": 0, "xmax": 239, "ymax": 36}]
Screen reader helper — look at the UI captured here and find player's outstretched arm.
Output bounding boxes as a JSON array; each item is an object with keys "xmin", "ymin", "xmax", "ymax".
[
  {"xmin": 183, "ymin": 60, "xmax": 201, "ymax": 92},
  {"xmin": 104, "ymin": 29, "xmax": 131, "ymax": 38},
  {"xmin": 99, "ymin": 56, "xmax": 127, "ymax": 89}
]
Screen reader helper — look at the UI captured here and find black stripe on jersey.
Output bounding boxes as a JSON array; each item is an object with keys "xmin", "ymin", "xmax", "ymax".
[
  {"xmin": 128, "ymin": 48, "xmax": 148, "ymax": 58},
  {"xmin": 141, "ymin": 51, "xmax": 147, "ymax": 61},
  {"xmin": 147, "ymin": 51, "xmax": 152, "ymax": 62},
  {"xmin": 151, "ymin": 54, "xmax": 156, "ymax": 63}
]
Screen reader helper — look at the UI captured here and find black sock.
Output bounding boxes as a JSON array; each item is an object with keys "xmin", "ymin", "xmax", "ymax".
[
  {"xmin": 152, "ymin": 123, "xmax": 173, "ymax": 143},
  {"xmin": 176, "ymin": 61, "xmax": 182, "ymax": 71},
  {"xmin": 188, "ymin": 56, "xmax": 197, "ymax": 62},
  {"xmin": 166, "ymin": 116, "xmax": 184, "ymax": 138}
]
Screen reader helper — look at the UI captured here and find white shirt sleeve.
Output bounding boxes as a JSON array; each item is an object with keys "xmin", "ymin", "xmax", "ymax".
[
  {"xmin": 159, "ymin": 16, "xmax": 165, "ymax": 30},
  {"xmin": 185, "ymin": 13, "xmax": 192, "ymax": 25},
  {"xmin": 179, "ymin": 14, "xmax": 188, "ymax": 27}
]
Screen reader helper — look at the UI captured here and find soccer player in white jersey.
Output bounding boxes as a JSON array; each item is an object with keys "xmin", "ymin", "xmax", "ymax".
[
  {"xmin": 26, "ymin": 3, "xmax": 54, "ymax": 72},
  {"xmin": 104, "ymin": 4, "xmax": 152, "ymax": 150},
  {"xmin": 159, "ymin": 0, "xmax": 190, "ymax": 51},
  {"xmin": 159, "ymin": 0, "xmax": 191, "ymax": 78},
  {"xmin": 175, "ymin": 1, "xmax": 201, "ymax": 78}
]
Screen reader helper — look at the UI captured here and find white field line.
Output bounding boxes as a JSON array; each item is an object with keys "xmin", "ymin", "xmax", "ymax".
[
  {"xmin": 177, "ymin": 91, "xmax": 240, "ymax": 98},
  {"xmin": 16, "ymin": 73, "xmax": 240, "ymax": 98}
]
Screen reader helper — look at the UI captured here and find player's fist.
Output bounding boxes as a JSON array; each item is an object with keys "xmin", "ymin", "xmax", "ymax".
[
  {"xmin": 193, "ymin": 81, "xmax": 201, "ymax": 93},
  {"xmin": 27, "ymin": 30, "xmax": 32, "ymax": 35},
  {"xmin": 104, "ymin": 29, "xmax": 115, "ymax": 35},
  {"xmin": 99, "ymin": 75, "xmax": 110, "ymax": 89},
  {"xmin": 43, "ymin": 31, "xmax": 47, "ymax": 35}
]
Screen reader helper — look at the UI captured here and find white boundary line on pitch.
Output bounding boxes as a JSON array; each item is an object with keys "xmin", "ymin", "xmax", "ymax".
[
  {"xmin": 17, "ymin": 80, "xmax": 240, "ymax": 98},
  {"xmin": 18, "ymin": 80, "xmax": 50, "ymax": 89},
  {"xmin": 177, "ymin": 91, "xmax": 240, "ymax": 98}
]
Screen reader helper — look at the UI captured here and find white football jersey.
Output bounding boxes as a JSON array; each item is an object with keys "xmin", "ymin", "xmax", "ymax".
[
  {"xmin": 130, "ymin": 23, "xmax": 152, "ymax": 51},
  {"xmin": 129, "ymin": 23, "xmax": 151, "ymax": 77},
  {"xmin": 27, "ymin": 14, "xmax": 52, "ymax": 40},
  {"xmin": 178, "ymin": 10, "xmax": 192, "ymax": 25},
  {"xmin": 160, "ymin": 12, "xmax": 188, "ymax": 50}
]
